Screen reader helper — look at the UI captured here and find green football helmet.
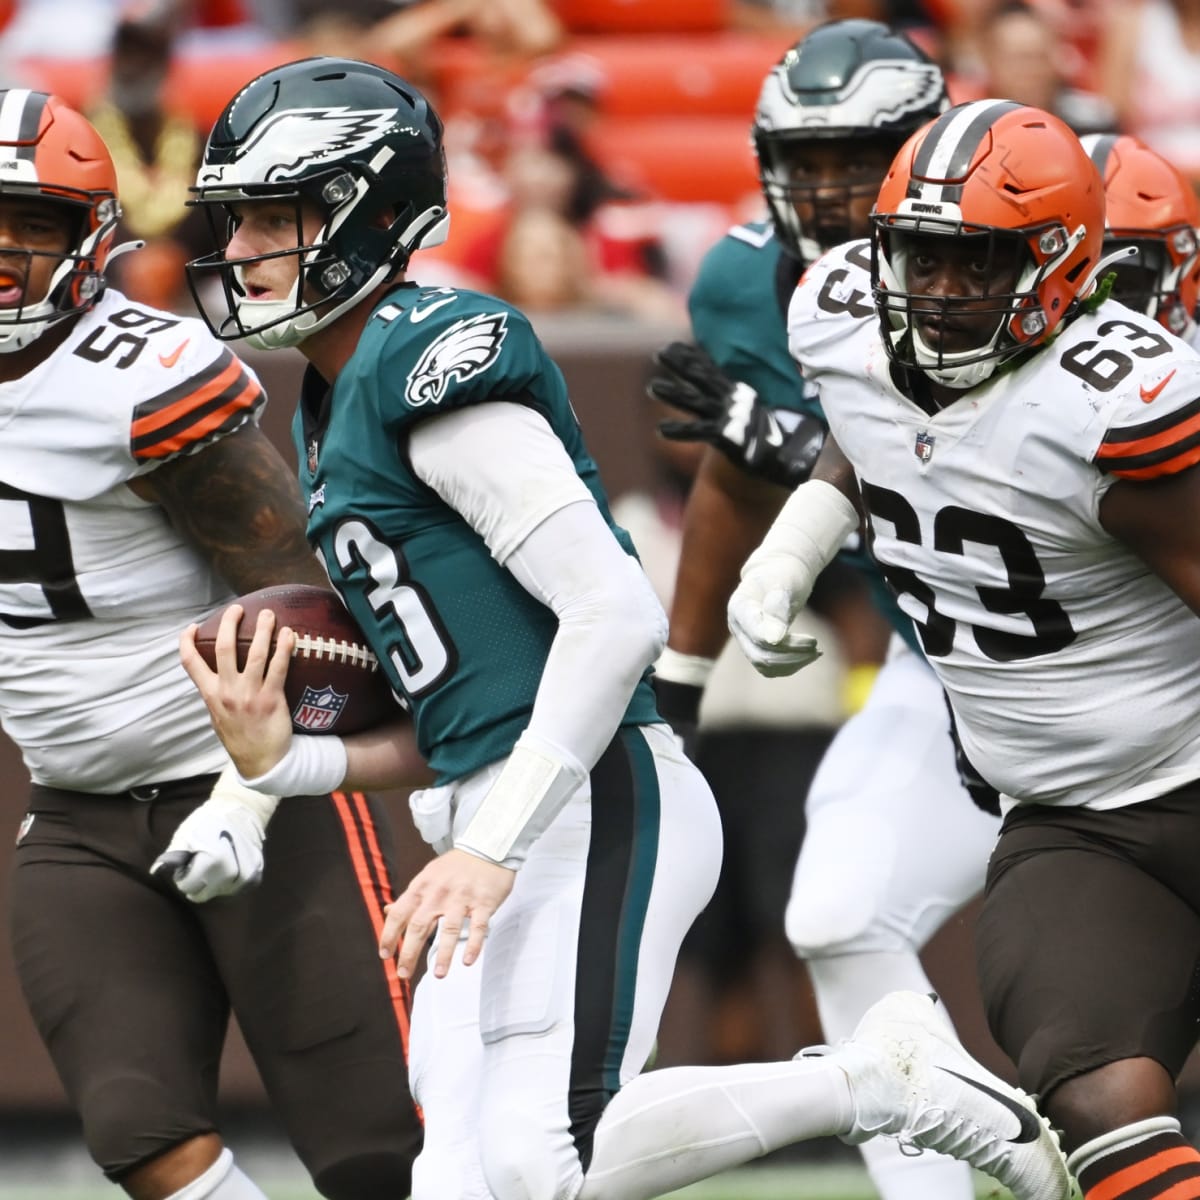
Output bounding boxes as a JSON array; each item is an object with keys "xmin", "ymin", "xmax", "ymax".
[{"xmin": 187, "ymin": 56, "xmax": 448, "ymax": 349}]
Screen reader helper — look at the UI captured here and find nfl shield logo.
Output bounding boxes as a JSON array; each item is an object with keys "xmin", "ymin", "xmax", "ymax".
[
  {"xmin": 914, "ymin": 431, "xmax": 936, "ymax": 462},
  {"xmin": 293, "ymin": 685, "xmax": 348, "ymax": 732},
  {"xmin": 306, "ymin": 439, "xmax": 319, "ymax": 475}
]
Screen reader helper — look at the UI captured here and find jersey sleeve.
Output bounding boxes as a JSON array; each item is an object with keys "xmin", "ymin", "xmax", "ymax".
[
  {"xmin": 130, "ymin": 342, "xmax": 265, "ymax": 463},
  {"xmin": 1093, "ymin": 353, "xmax": 1200, "ymax": 480}
]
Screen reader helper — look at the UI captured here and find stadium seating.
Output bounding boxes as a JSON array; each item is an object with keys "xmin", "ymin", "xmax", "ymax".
[
  {"xmin": 433, "ymin": 34, "xmax": 791, "ymax": 120},
  {"xmin": 551, "ymin": 0, "xmax": 730, "ymax": 34},
  {"xmin": 586, "ymin": 115, "xmax": 757, "ymax": 205}
]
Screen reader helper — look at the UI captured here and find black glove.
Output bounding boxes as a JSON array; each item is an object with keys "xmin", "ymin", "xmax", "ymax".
[
  {"xmin": 648, "ymin": 341, "xmax": 826, "ymax": 490},
  {"xmin": 943, "ymin": 691, "xmax": 1001, "ymax": 817},
  {"xmin": 651, "ymin": 673, "xmax": 703, "ymax": 760}
]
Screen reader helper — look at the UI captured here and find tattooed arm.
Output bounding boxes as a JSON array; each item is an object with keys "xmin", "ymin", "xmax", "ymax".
[{"xmin": 128, "ymin": 424, "xmax": 328, "ymax": 591}]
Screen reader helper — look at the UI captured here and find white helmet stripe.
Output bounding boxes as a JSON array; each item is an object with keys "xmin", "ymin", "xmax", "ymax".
[
  {"xmin": 0, "ymin": 89, "xmax": 41, "ymax": 163},
  {"xmin": 911, "ymin": 98, "xmax": 1021, "ymax": 203}
]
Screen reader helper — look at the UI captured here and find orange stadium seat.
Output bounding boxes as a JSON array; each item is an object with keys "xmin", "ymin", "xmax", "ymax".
[
  {"xmin": 585, "ymin": 115, "xmax": 758, "ymax": 204},
  {"xmin": 430, "ymin": 33, "xmax": 791, "ymax": 122},
  {"xmin": 551, "ymin": 0, "xmax": 730, "ymax": 34},
  {"xmin": 16, "ymin": 44, "xmax": 301, "ymax": 128}
]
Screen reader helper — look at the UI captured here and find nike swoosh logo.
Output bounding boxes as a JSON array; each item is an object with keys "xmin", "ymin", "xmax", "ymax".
[
  {"xmin": 1140, "ymin": 369, "xmax": 1176, "ymax": 403},
  {"xmin": 936, "ymin": 1067, "xmax": 1041, "ymax": 1144},
  {"xmin": 220, "ymin": 829, "xmax": 240, "ymax": 874},
  {"xmin": 409, "ymin": 295, "xmax": 455, "ymax": 323},
  {"xmin": 158, "ymin": 338, "xmax": 190, "ymax": 368}
]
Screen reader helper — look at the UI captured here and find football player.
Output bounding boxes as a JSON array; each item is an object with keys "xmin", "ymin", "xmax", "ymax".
[
  {"xmin": 731, "ymin": 100, "xmax": 1200, "ymax": 1200},
  {"xmin": 1081, "ymin": 131, "xmax": 1200, "ymax": 349},
  {"xmin": 179, "ymin": 57, "xmax": 1073, "ymax": 1200},
  {"xmin": 0, "ymin": 91, "xmax": 425, "ymax": 1200},
  {"xmin": 649, "ymin": 22, "xmax": 996, "ymax": 1200}
]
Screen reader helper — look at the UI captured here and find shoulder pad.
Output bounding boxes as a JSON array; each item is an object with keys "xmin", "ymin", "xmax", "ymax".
[{"xmin": 788, "ymin": 239, "xmax": 875, "ymax": 363}]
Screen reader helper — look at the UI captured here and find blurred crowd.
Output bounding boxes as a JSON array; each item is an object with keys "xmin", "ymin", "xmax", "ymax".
[
  {"xmin": 0, "ymin": 0, "xmax": 1194, "ymax": 326},
  {"xmin": 2, "ymin": 0, "xmax": 1200, "ymax": 1071}
]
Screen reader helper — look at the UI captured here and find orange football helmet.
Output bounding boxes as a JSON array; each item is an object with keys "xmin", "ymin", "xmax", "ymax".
[
  {"xmin": 872, "ymin": 100, "xmax": 1104, "ymax": 389},
  {"xmin": 1081, "ymin": 132, "xmax": 1200, "ymax": 338},
  {"xmin": 0, "ymin": 90, "xmax": 121, "ymax": 352}
]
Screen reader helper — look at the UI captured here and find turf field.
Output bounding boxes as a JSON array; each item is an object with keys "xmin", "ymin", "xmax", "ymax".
[{"xmin": 0, "ymin": 1163, "xmax": 1011, "ymax": 1200}]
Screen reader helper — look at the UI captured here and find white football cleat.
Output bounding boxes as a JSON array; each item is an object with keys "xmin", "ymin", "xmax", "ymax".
[{"xmin": 807, "ymin": 991, "xmax": 1073, "ymax": 1200}]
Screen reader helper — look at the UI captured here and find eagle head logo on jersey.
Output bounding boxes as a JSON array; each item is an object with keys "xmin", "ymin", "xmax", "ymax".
[{"xmin": 405, "ymin": 312, "xmax": 509, "ymax": 407}]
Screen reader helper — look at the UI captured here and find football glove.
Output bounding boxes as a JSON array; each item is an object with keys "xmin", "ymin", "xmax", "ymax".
[
  {"xmin": 151, "ymin": 766, "xmax": 280, "ymax": 902},
  {"xmin": 727, "ymin": 556, "xmax": 823, "ymax": 677},
  {"xmin": 649, "ymin": 341, "xmax": 826, "ymax": 489},
  {"xmin": 727, "ymin": 479, "xmax": 860, "ymax": 677}
]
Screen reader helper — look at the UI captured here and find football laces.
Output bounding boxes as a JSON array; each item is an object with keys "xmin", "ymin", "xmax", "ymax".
[{"xmin": 291, "ymin": 633, "xmax": 379, "ymax": 671}]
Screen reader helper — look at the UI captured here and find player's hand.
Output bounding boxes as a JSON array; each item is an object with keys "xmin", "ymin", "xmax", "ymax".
[
  {"xmin": 649, "ymin": 341, "xmax": 826, "ymax": 489},
  {"xmin": 379, "ymin": 849, "xmax": 515, "ymax": 981},
  {"xmin": 180, "ymin": 604, "xmax": 296, "ymax": 780},
  {"xmin": 151, "ymin": 767, "xmax": 280, "ymax": 902},
  {"xmin": 727, "ymin": 555, "xmax": 822, "ymax": 677}
]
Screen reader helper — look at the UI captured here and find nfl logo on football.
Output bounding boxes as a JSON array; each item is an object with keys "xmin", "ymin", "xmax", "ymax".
[
  {"xmin": 914, "ymin": 430, "xmax": 936, "ymax": 463},
  {"xmin": 293, "ymin": 685, "xmax": 348, "ymax": 732}
]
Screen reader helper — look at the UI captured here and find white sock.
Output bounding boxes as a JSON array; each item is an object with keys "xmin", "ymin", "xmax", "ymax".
[
  {"xmin": 808, "ymin": 951, "xmax": 975, "ymax": 1200},
  {"xmin": 163, "ymin": 1149, "xmax": 270, "ymax": 1200},
  {"xmin": 578, "ymin": 1057, "xmax": 854, "ymax": 1200}
]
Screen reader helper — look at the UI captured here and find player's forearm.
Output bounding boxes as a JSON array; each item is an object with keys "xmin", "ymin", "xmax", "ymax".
[
  {"xmin": 342, "ymin": 718, "xmax": 436, "ymax": 792},
  {"xmin": 667, "ymin": 449, "xmax": 788, "ymax": 658},
  {"xmin": 809, "ymin": 434, "xmax": 863, "ymax": 510},
  {"xmin": 246, "ymin": 718, "xmax": 431, "ymax": 796}
]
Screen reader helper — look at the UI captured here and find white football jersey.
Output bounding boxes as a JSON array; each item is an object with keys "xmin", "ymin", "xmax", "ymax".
[
  {"xmin": 0, "ymin": 290, "xmax": 266, "ymax": 792},
  {"xmin": 790, "ymin": 240, "xmax": 1200, "ymax": 809}
]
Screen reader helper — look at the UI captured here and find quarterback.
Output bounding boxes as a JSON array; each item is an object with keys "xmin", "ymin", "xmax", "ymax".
[
  {"xmin": 179, "ymin": 57, "xmax": 1073, "ymax": 1200},
  {"xmin": 0, "ymin": 91, "xmax": 424, "ymax": 1200},
  {"xmin": 731, "ymin": 99, "xmax": 1200, "ymax": 1200}
]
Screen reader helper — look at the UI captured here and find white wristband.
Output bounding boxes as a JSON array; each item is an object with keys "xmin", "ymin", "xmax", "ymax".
[
  {"xmin": 654, "ymin": 646, "xmax": 716, "ymax": 688},
  {"xmin": 209, "ymin": 762, "xmax": 280, "ymax": 827},
  {"xmin": 742, "ymin": 478, "xmax": 859, "ymax": 600},
  {"xmin": 238, "ymin": 735, "xmax": 348, "ymax": 798},
  {"xmin": 456, "ymin": 731, "xmax": 587, "ymax": 869}
]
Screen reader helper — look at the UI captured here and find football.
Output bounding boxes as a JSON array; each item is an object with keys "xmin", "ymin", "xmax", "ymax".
[{"xmin": 193, "ymin": 584, "xmax": 396, "ymax": 735}]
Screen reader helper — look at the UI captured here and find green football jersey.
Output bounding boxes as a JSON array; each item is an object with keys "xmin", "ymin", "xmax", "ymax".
[
  {"xmin": 295, "ymin": 284, "xmax": 659, "ymax": 783},
  {"xmin": 690, "ymin": 223, "xmax": 918, "ymax": 654}
]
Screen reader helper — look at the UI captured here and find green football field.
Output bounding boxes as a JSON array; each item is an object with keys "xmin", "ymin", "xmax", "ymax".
[{"xmin": 0, "ymin": 1164, "xmax": 1012, "ymax": 1200}]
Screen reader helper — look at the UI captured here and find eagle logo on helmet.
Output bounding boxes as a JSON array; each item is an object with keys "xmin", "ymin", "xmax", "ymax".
[
  {"xmin": 207, "ymin": 107, "xmax": 407, "ymax": 184},
  {"xmin": 405, "ymin": 313, "xmax": 509, "ymax": 407},
  {"xmin": 765, "ymin": 60, "xmax": 946, "ymax": 130}
]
